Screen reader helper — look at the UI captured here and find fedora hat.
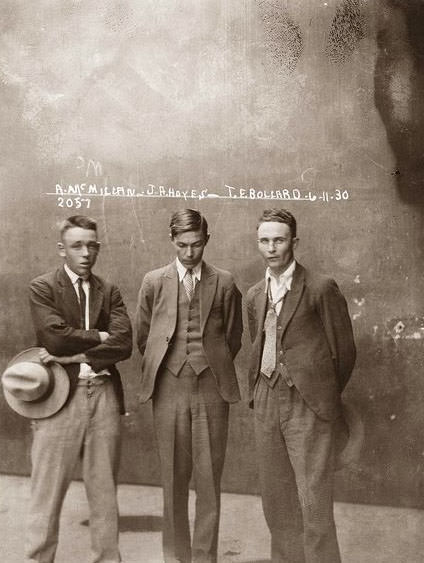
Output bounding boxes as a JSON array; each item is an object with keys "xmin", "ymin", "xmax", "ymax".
[
  {"xmin": 335, "ymin": 400, "xmax": 364, "ymax": 471},
  {"xmin": 2, "ymin": 347, "xmax": 70, "ymax": 419}
]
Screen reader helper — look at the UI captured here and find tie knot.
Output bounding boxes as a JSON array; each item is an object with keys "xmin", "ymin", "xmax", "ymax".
[{"xmin": 77, "ymin": 277, "xmax": 84, "ymax": 287}]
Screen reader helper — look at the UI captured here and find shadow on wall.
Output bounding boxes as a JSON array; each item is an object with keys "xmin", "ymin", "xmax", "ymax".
[{"xmin": 374, "ymin": 0, "xmax": 424, "ymax": 204}]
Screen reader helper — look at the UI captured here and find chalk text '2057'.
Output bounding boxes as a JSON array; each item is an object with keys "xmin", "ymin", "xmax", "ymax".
[{"xmin": 57, "ymin": 197, "xmax": 91, "ymax": 209}]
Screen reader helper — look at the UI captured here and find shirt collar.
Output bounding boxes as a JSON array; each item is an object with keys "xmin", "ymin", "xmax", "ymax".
[
  {"xmin": 64, "ymin": 264, "xmax": 90, "ymax": 286},
  {"xmin": 265, "ymin": 260, "xmax": 296, "ymax": 292},
  {"xmin": 175, "ymin": 258, "xmax": 202, "ymax": 282}
]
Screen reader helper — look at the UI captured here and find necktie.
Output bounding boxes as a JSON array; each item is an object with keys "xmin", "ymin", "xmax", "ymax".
[
  {"xmin": 260, "ymin": 283, "xmax": 288, "ymax": 377},
  {"xmin": 183, "ymin": 269, "xmax": 194, "ymax": 301},
  {"xmin": 77, "ymin": 277, "xmax": 87, "ymax": 329}
]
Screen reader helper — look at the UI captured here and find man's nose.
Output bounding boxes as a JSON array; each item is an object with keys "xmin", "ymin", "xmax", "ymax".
[
  {"xmin": 81, "ymin": 245, "xmax": 90, "ymax": 257},
  {"xmin": 186, "ymin": 246, "xmax": 193, "ymax": 257}
]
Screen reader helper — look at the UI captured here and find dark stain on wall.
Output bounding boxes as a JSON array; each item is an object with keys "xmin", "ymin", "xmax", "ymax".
[
  {"xmin": 374, "ymin": 0, "xmax": 424, "ymax": 202},
  {"xmin": 326, "ymin": 0, "xmax": 365, "ymax": 63},
  {"xmin": 257, "ymin": 0, "xmax": 303, "ymax": 72}
]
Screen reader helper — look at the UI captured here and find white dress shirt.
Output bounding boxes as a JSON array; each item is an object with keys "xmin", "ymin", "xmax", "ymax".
[
  {"xmin": 64, "ymin": 264, "xmax": 109, "ymax": 379},
  {"xmin": 265, "ymin": 260, "xmax": 296, "ymax": 315},
  {"xmin": 175, "ymin": 258, "xmax": 202, "ymax": 285}
]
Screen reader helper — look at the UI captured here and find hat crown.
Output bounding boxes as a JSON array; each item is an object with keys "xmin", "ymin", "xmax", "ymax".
[{"xmin": 2, "ymin": 362, "xmax": 51, "ymax": 402}]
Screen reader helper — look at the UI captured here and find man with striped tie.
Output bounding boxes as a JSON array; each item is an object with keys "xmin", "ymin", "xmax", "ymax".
[
  {"xmin": 246, "ymin": 209, "xmax": 356, "ymax": 563},
  {"xmin": 136, "ymin": 209, "xmax": 242, "ymax": 563},
  {"xmin": 27, "ymin": 215, "xmax": 132, "ymax": 563}
]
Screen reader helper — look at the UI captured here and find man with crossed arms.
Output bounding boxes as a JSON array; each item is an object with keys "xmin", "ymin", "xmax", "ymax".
[
  {"xmin": 28, "ymin": 215, "xmax": 132, "ymax": 563},
  {"xmin": 247, "ymin": 208, "xmax": 356, "ymax": 563}
]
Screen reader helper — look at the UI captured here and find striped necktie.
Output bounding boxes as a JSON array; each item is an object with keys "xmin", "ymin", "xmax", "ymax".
[{"xmin": 183, "ymin": 269, "xmax": 194, "ymax": 301}]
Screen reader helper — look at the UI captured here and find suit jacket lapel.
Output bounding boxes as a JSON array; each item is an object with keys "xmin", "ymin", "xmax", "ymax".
[
  {"xmin": 56, "ymin": 266, "xmax": 82, "ymax": 328},
  {"xmin": 278, "ymin": 262, "xmax": 305, "ymax": 337},
  {"xmin": 200, "ymin": 262, "xmax": 218, "ymax": 332},
  {"xmin": 164, "ymin": 262, "xmax": 179, "ymax": 333},
  {"xmin": 88, "ymin": 274, "xmax": 105, "ymax": 328},
  {"xmin": 254, "ymin": 280, "xmax": 268, "ymax": 340}
]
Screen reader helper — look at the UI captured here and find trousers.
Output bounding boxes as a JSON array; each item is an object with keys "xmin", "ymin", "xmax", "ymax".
[
  {"xmin": 153, "ymin": 365, "xmax": 229, "ymax": 563},
  {"xmin": 25, "ymin": 379, "xmax": 121, "ymax": 563},
  {"xmin": 254, "ymin": 374, "xmax": 341, "ymax": 563}
]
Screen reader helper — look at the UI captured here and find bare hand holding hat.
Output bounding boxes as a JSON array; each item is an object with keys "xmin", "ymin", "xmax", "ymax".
[{"xmin": 2, "ymin": 347, "xmax": 70, "ymax": 419}]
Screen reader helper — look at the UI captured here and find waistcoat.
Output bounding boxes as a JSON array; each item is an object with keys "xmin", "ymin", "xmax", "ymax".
[{"xmin": 163, "ymin": 280, "xmax": 209, "ymax": 376}]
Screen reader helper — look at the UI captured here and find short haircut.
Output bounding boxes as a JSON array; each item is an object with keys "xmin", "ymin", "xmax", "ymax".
[
  {"xmin": 169, "ymin": 209, "xmax": 208, "ymax": 239},
  {"xmin": 257, "ymin": 208, "xmax": 297, "ymax": 238},
  {"xmin": 59, "ymin": 215, "xmax": 98, "ymax": 239}
]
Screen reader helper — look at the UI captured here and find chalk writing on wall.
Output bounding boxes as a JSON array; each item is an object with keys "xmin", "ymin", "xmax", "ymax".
[{"xmin": 50, "ymin": 183, "xmax": 350, "ymax": 207}]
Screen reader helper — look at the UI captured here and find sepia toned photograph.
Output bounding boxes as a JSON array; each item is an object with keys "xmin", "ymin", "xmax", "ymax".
[{"xmin": 1, "ymin": 1, "xmax": 424, "ymax": 562}]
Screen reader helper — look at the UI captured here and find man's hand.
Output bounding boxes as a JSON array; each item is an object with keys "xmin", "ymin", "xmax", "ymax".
[
  {"xmin": 39, "ymin": 348, "xmax": 87, "ymax": 365},
  {"xmin": 39, "ymin": 348, "xmax": 58, "ymax": 364},
  {"xmin": 99, "ymin": 331, "xmax": 110, "ymax": 343}
]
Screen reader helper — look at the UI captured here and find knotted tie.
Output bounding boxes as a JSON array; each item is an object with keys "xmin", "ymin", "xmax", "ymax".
[
  {"xmin": 77, "ymin": 277, "xmax": 87, "ymax": 329},
  {"xmin": 260, "ymin": 283, "xmax": 288, "ymax": 377},
  {"xmin": 183, "ymin": 269, "xmax": 194, "ymax": 301}
]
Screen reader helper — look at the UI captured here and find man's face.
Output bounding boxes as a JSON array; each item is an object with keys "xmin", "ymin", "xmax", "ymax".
[
  {"xmin": 58, "ymin": 227, "xmax": 100, "ymax": 279},
  {"xmin": 257, "ymin": 221, "xmax": 297, "ymax": 274},
  {"xmin": 171, "ymin": 229, "xmax": 209, "ymax": 269}
]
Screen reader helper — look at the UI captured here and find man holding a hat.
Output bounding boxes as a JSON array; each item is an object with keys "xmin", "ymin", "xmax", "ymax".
[
  {"xmin": 246, "ymin": 209, "xmax": 356, "ymax": 563},
  {"xmin": 3, "ymin": 215, "xmax": 133, "ymax": 563}
]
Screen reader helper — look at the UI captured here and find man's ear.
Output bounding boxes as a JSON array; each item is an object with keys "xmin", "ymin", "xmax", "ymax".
[
  {"xmin": 57, "ymin": 242, "xmax": 66, "ymax": 258},
  {"xmin": 293, "ymin": 237, "xmax": 299, "ymax": 250},
  {"xmin": 205, "ymin": 233, "xmax": 210, "ymax": 245}
]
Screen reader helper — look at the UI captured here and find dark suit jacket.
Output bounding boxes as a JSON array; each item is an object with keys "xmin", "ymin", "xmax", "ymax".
[
  {"xmin": 136, "ymin": 261, "xmax": 242, "ymax": 403},
  {"xmin": 29, "ymin": 266, "xmax": 133, "ymax": 413},
  {"xmin": 246, "ymin": 262, "xmax": 356, "ymax": 421}
]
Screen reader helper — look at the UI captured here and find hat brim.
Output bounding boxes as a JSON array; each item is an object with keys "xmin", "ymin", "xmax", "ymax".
[
  {"xmin": 335, "ymin": 401, "xmax": 364, "ymax": 471},
  {"xmin": 3, "ymin": 348, "xmax": 70, "ymax": 419}
]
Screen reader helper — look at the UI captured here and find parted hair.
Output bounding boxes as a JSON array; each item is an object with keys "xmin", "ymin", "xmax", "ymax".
[
  {"xmin": 59, "ymin": 215, "xmax": 98, "ymax": 239},
  {"xmin": 169, "ymin": 209, "xmax": 208, "ymax": 239},
  {"xmin": 257, "ymin": 208, "xmax": 297, "ymax": 238}
]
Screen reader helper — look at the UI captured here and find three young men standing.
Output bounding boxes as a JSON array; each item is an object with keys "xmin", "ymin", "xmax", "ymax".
[{"xmin": 5, "ymin": 207, "xmax": 355, "ymax": 562}]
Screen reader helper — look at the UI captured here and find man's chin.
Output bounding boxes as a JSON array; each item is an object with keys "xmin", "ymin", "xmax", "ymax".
[{"xmin": 78, "ymin": 267, "xmax": 92, "ymax": 277}]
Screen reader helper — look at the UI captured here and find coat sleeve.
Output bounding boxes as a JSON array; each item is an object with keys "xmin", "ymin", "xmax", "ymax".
[
  {"xmin": 135, "ymin": 274, "xmax": 154, "ymax": 357},
  {"xmin": 84, "ymin": 284, "xmax": 133, "ymax": 372},
  {"xmin": 29, "ymin": 277, "xmax": 101, "ymax": 355},
  {"xmin": 317, "ymin": 279, "xmax": 356, "ymax": 391},
  {"xmin": 223, "ymin": 279, "xmax": 243, "ymax": 359}
]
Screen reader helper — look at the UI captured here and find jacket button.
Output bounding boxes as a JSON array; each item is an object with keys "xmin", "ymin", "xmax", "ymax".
[{"xmin": 165, "ymin": 337, "xmax": 169, "ymax": 342}]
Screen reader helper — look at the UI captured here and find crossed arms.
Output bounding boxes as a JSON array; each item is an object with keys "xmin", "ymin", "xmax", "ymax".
[{"xmin": 30, "ymin": 276, "xmax": 132, "ymax": 369}]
